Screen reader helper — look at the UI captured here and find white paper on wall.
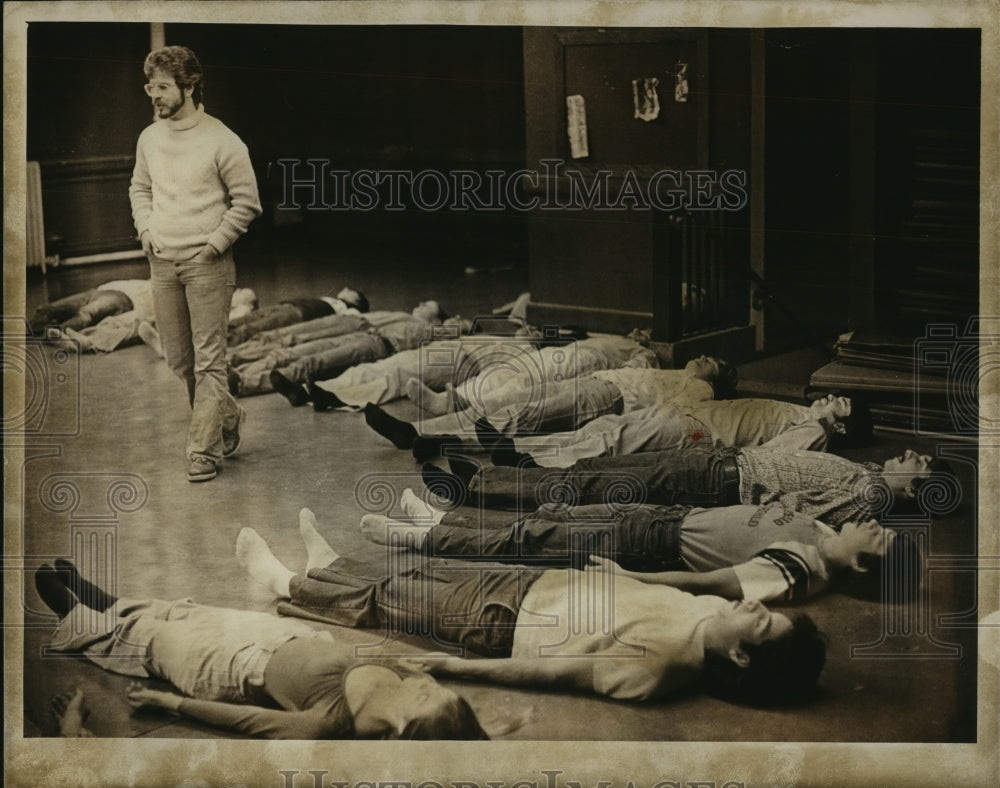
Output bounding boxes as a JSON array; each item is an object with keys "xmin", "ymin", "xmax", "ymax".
[
  {"xmin": 566, "ymin": 94, "xmax": 589, "ymax": 159},
  {"xmin": 632, "ymin": 77, "xmax": 661, "ymax": 121},
  {"xmin": 675, "ymin": 63, "xmax": 689, "ymax": 102}
]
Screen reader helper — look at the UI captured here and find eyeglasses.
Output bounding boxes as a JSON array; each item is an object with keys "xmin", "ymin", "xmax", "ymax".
[{"xmin": 143, "ymin": 82, "xmax": 177, "ymax": 96}]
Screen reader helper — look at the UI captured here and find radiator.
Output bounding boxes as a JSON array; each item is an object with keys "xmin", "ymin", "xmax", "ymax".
[{"xmin": 26, "ymin": 160, "xmax": 48, "ymax": 270}]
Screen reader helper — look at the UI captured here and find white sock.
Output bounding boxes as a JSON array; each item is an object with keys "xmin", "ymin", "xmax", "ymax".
[{"xmin": 401, "ymin": 488, "xmax": 446, "ymax": 524}]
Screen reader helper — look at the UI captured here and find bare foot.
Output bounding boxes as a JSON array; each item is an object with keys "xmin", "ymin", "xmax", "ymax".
[
  {"xmin": 235, "ymin": 528, "xmax": 294, "ymax": 598},
  {"xmin": 360, "ymin": 514, "xmax": 430, "ymax": 549},
  {"xmin": 405, "ymin": 377, "xmax": 449, "ymax": 416},
  {"xmin": 401, "ymin": 488, "xmax": 446, "ymax": 524},
  {"xmin": 299, "ymin": 508, "xmax": 339, "ymax": 571},
  {"xmin": 51, "ymin": 687, "xmax": 93, "ymax": 737}
]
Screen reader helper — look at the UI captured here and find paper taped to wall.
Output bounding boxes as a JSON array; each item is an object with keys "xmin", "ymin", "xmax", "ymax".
[
  {"xmin": 566, "ymin": 94, "xmax": 589, "ymax": 159},
  {"xmin": 632, "ymin": 77, "xmax": 661, "ymax": 121}
]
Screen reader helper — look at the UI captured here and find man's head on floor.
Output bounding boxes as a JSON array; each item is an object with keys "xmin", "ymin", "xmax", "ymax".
[
  {"xmin": 702, "ymin": 603, "xmax": 826, "ymax": 706},
  {"xmin": 808, "ymin": 394, "xmax": 874, "ymax": 449},
  {"xmin": 684, "ymin": 355, "xmax": 739, "ymax": 399},
  {"xmin": 335, "ymin": 287, "xmax": 369, "ymax": 313},
  {"xmin": 881, "ymin": 451, "xmax": 955, "ymax": 510}
]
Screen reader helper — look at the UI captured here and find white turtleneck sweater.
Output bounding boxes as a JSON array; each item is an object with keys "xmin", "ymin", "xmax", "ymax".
[{"xmin": 129, "ymin": 105, "xmax": 262, "ymax": 262}]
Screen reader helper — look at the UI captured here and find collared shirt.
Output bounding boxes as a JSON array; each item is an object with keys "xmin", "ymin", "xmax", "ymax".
[{"xmin": 736, "ymin": 449, "xmax": 884, "ymax": 529}]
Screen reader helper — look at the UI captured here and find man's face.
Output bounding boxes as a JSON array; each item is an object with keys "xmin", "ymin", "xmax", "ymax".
[
  {"xmin": 685, "ymin": 355, "xmax": 720, "ymax": 382},
  {"xmin": 145, "ymin": 69, "xmax": 189, "ymax": 120},
  {"xmin": 390, "ymin": 673, "xmax": 460, "ymax": 737},
  {"xmin": 412, "ymin": 300, "xmax": 441, "ymax": 322},
  {"xmin": 337, "ymin": 287, "xmax": 360, "ymax": 307},
  {"xmin": 837, "ymin": 519, "xmax": 895, "ymax": 566},
  {"xmin": 809, "ymin": 394, "xmax": 852, "ymax": 425},
  {"xmin": 882, "ymin": 449, "xmax": 933, "ymax": 496},
  {"xmin": 711, "ymin": 599, "xmax": 793, "ymax": 650}
]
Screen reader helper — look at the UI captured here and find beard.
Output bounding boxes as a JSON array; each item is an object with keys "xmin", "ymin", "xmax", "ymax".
[{"xmin": 153, "ymin": 94, "xmax": 186, "ymax": 120}]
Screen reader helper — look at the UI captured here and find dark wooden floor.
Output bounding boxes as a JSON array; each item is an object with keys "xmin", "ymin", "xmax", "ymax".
[{"xmin": 18, "ymin": 234, "xmax": 979, "ymax": 741}]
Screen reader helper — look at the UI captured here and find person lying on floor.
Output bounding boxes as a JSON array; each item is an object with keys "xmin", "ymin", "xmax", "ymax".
[
  {"xmin": 236, "ymin": 509, "xmax": 826, "ymax": 706},
  {"xmin": 366, "ymin": 393, "xmax": 871, "ymax": 467},
  {"xmin": 38, "ymin": 280, "xmax": 258, "ymax": 355},
  {"xmin": 306, "ymin": 329, "xmax": 548, "ymax": 412},
  {"xmin": 230, "ymin": 301, "xmax": 451, "ymax": 400},
  {"xmin": 227, "ymin": 287, "xmax": 370, "ymax": 346},
  {"xmin": 391, "ymin": 355, "xmax": 737, "ymax": 460},
  {"xmin": 404, "ymin": 332, "xmax": 662, "ymax": 418},
  {"xmin": 359, "ymin": 490, "xmax": 920, "ymax": 605},
  {"xmin": 29, "ymin": 279, "xmax": 150, "ymax": 336},
  {"xmin": 423, "ymin": 445, "xmax": 953, "ymax": 527},
  {"xmin": 33, "ymin": 559, "xmax": 487, "ymax": 740}
]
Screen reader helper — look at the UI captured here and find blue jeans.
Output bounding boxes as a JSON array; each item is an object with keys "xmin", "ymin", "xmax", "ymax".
[
  {"xmin": 149, "ymin": 250, "xmax": 240, "ymax": 462},
  {"xmin": 285, "ymin": 555, "xmax": 543, "ymax": 657},
  {"xmin": 430, "ymin": 503, "xmax": 688, "ymax": 572},
  {"xmin": 470, "ymin": 445, "xmax": 738, "ymax": 509}
]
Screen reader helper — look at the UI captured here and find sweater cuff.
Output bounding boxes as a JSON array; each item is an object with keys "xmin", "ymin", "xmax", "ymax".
[{"xmin": 206, "ymin": 227, "xmax": 238, "ymax": 255}]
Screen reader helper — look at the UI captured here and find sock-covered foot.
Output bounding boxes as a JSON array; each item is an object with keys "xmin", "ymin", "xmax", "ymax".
[
  {"xmin": 400, "ymin": 487, "xmax": 447, "ymax": 524},
  {"xmin": 364, "ymin": 403, "xmax": 417, "ymax": 449},
  {"xmin": 405, "ymin": 377, "xmax": 450, "ymax": 416},
  {"xmin": 269, "ymin": 369, "xmax": 310, "ymax": 407},
  {"xmin": 298, "ymin": 508, "xmax": 340, "ymax": 571},
  {"xmin": 307, "ymin": 381, "xmax": 345, "ymax": 412},
  {"xmin": 34, "ymin": 564, "xmax": 77, "ymax": 618},
  {"xmin": 235, "ymin": 528, "xmax": 295, "ymax": 598},
  {"xmin": 54, "ymin": 558, "xmax": 117, "ymax": 612},
  {"xmin": 421, "ymin": 463, "xmax": 470, "ymax": 507},
  {"xmin": 360, "ymin": 514, "xmax": 430, "ymax": 549},
  {"xmin": 411, "ymin": 434, "xmax": 462, "ymax": 462}
]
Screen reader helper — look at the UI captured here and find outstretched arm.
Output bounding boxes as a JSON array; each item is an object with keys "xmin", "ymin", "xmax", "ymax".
[
  {"xmin": 587, "ymin": 556, "xmax": 744, "ymax": 599},
  {"xmin": 427, "ymin": 655, "xmax": 594, "ymax": 694},
  {"xmin": 126, "ymin": 682, "xmax": 328, "ymax": 739}
]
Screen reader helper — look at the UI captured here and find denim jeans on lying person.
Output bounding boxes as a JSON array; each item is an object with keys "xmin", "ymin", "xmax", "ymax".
[
  {"xmin": 280, "ymin": 554, "xmax": 544, "ymax": 658},
  {"xmin": 149, "ymin": 249, "xmax": 242, "ymax": 463},
  {"xmin": 467, "ymin": 444, "xmax": 740, "ymax": 510},
  {"xmin": 235, "ymin": 331, "xmax": 389, "ymax": 396},
  {"xmin": 229, "ymin": 313, "xmax": 371, "ymax": 364},
  {"xmin": 30, "ymin": 288, "xmax": 134, "ymax": 335},
  {"xmin": 427, "ymin": 503, "xmax": 688, "ymax": 572},
  {"xmin": 418, "ymin": 376, "xmax": 624, "ymax": 439}
]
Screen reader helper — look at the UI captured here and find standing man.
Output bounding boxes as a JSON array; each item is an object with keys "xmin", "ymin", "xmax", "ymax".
[{"xmin": 130, "ymin": 46, "xmax": 262, "ymax": 482}]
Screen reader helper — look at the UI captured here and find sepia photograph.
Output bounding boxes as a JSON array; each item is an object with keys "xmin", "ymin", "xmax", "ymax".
[{"xmin": 4, "ymin": 1, "xmax": 998, "ymax": 786}]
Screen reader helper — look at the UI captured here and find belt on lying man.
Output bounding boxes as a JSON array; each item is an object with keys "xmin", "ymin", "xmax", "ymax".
[{"xmin": 720, "ymin": 453, "xmax": 741, "ymax": 505}]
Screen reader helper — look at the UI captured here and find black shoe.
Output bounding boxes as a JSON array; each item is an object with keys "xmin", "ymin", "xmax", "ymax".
[
  {"xmin": 364, "ymin": 403, "xmax": 417, "ymax": 449},
  {"xmin": 412, "ymin": 434, "xmax": 462, "ymax": 463},
  {"xmin": 34, "ymin": 564, "xmax": 75, "ymax": 619},
  {"xmin": 54, "ymin": 558, "xmax": 117, "ymax": 612},
  {"xmin": 448, "ymin": 456, "xmax": 481, "ymax": 488},
  {"xmin": 474, "ymin": 417, "xmax": 503, "ymax": 449},
  {"xmin": 421, "ymin": 463, "xmax": 467, "ymax": 506},
  {"xmin": 491, "ymin": 444, "xmax": 538, "ymax": 468},
  {"xmin": 226, "ymin": 363, "xmax": 242, "ymax": 397},
  {"xmin": 269, "ymin": 369, "xmax": 310, "ymax": 407},
  {"xmin": 308, "ymin": 381, "xmax": 345, "ymax": 412}
]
